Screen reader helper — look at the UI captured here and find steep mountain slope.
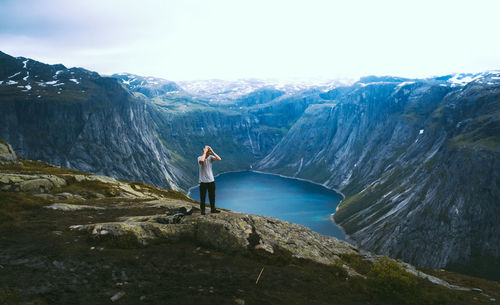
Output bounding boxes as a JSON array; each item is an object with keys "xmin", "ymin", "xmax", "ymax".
[
  {"xmin": 143, "ymin": 88, "xmax": 314, "ymax": 185},
  {"xmin": 0, "ymin": 52, "xmax": 313, "ymax": 192},
  {"xmin": 257, "ymin": 74, "xmax": 500, "ymax": 278},
  {"xmin": 0, "ymin": 51, "xmax": 182, "ymax": 190}
]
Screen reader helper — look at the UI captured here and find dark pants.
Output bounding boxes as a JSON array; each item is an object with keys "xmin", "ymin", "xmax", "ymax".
[{"xmin": 199, "ymin": 181, "xmax": 216, "ymax": 212}]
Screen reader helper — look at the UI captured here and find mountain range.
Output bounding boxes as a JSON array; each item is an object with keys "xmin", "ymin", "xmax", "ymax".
[{"xmin": 0, "ymin": 50, "xmax": 498, "ymax": 281}]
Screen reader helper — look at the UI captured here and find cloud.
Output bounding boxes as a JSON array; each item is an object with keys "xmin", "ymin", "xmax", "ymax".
[{"xmin": 0, "ymin": 0, "xmax": 499, "ymax": 80}]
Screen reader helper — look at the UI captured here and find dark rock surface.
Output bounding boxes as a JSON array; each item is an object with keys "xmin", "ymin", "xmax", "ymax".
[{"xmin": 258, "ymin": 75, "xmax": 500, "ymax": 274}]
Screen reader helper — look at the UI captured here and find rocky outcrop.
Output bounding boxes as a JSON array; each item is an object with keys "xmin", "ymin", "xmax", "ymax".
[
  {"xmin": 44, "ymin": 203, "xmax": 106, "ymax": 211},
  {"xmin": 0, "ymin": 173, "xmax": 66, "ymax": 192},
  {"xmin": 0, "ymin": 172, "xmax": 170, "ymax": 200},
  {"xmin": 69, "ymin": 199, "xmax": 358, "ymax": 265},
  {"xmin": 0, "ymin": 140, "xmax": 18, "ymax": 164},
  {"xmin": 65, "ymin": 198, "xmax": 470, "ymax": 290}
]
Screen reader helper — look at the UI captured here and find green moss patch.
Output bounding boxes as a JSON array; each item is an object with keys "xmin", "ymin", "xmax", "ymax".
[{"xmin": 0, "ymin": 159, "xmax": 85, "ymax": 175}]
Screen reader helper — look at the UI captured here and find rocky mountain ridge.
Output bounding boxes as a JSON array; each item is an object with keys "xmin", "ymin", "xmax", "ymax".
[{"xmin": 257, "ymin": 73, "xmax": 500, "ymax": 279}]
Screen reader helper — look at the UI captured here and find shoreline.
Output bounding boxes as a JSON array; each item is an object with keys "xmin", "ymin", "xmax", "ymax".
[
  {"xmin": 187, "ymin": 169, "xmax": 346, "ymax": 199},
  {"xmin": 186, "ymin": 169, "xmax": 353, "ymax": 244},
  {"xmin": 186, "ymin": 169, "xmax": 250, "ymax": 197},
  {"xmin": 329, "ymin": 213, "xmax": 355, "ymax": 245},
  {"xmin": 249, "ymin": 169, "xmax": 346, "ymax": 200}
]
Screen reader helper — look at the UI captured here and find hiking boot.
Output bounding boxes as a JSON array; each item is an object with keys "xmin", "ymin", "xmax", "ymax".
[{"xmin": 211, "ymin": 209, "xmax": 221, "ymax": 214}]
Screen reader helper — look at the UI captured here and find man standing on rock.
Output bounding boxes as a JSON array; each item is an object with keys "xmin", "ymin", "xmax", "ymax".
[{"xmin": 198, "ymin": 145, "xmax": 222, "ymax": 215}]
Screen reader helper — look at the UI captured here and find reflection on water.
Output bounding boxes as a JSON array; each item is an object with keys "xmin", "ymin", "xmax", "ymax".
[{"xmin": 189, "ymin": 171, "xmax": 345, "ymax": 240}]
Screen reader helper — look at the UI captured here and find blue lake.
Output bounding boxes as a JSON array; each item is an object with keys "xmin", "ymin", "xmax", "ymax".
[{"xmin": 188, "ymin": 171, "xmax": 346, "ymax": 240}]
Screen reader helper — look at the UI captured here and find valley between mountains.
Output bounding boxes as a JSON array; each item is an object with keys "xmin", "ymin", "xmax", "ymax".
[{"xmin": 0, "ymin": 50, "xmax": 499, "ymax": 282}]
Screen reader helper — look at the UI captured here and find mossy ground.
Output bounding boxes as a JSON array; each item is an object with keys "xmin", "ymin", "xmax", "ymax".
[
  {"xmin": 1, "ymin": 203, "xmax": 497, "ymax": 305},
  {"xmin": 0, "ymin": 159, "xmax": 85, "ymax": 175},
  {"xmin": 1, "ymin": 198, "xmax": 497, "ymax": 304}
]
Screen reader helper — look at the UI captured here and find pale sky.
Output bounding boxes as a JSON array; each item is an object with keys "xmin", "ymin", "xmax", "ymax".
[{"xmin": 0, "ymin": 0, "xmax": 499, "ymax": 81}]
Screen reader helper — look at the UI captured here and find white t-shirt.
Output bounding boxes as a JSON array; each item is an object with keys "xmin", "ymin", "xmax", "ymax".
[{"xmin": 198, "ymin": 155, "xmax": 215, "ymax": 183}]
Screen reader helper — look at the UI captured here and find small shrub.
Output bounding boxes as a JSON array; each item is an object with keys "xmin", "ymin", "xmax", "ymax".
[
  {"xmin": 331, "ymin": 260, "xmax": 349, "ymax": 280},
  {"xmin": 367, "ymin": 257, "xmax": 419, "ymax": 303},
  {"xmin": 340, "ymin": 253, "xmax": 373, "ymax": 275}
]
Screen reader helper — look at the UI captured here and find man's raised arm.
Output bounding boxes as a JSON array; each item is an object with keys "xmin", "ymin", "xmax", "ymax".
[
  {"xmin": 209, "ymin": 147, "xmax": 222, "ymax": 161},
  {"xmin": 199, "ymin": 146, "xmax": 209, "ymax": 163}
]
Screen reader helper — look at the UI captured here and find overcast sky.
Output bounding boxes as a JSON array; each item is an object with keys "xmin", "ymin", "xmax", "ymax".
[{"xmin": 0, "ymin": 0, "xmax": 499, "ymax": 81}]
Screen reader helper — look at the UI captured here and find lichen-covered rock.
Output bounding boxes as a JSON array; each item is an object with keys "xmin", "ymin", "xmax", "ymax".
[
  {"xmin": 44, "ymin": 203, "xmax": 105, "ymax": 211},
  {"xmin": 71, "ymin": 222, "xmax": 196, "ymax": 244},
  {"xmin": 70, "ymin": 210, "xmax": 358, "ymax": 266},
  {"xmin": 399, "ymin": 262, "xmax": 471, "ymax": 291},
  {"xmin": 0, "ymin": 140, "xmax": 18, "ymax": 164},
  {"xmin": 117, "ymin": 183, "xmax": 146, "ymax": 198},
  {"xmin": 0, "ymin": 172, "xmax": 168, "ymax": 200},
  {"xmin": 86, "ymin": 175, "xmax": 119, "ymax": 184},
  {"xmin": 144, "ymin": 199, "xmax": 198, "ymax": 210},
  {"xmin": 196, "ymin": 214, "xmax": 254, "ymax": 253},
  {"xmin": 54, "ymin": 192, "xmax": 86, "ymax": 200},
  {"xmin": 0, "ymin": 174, "xmax": 67, "ymax": 193},
  {"xmin": 19, "ymin": 178, "xmax": 54, "ymax": 192}
]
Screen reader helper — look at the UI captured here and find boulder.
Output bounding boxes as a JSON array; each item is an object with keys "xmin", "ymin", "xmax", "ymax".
[
  {"xmin": 42, "ymin": 175, "xmax": 67, "ymax": 188},
  {"xmin": 0, "ymin": 140, "xmax": 18, "ymax": 164},
  {"xmin": 70, "ymin": 210, "xmax": 358, "ymax": 265},
  {"xmin": 19, "ymin": 178, "xmax": 54, "ymax": 193},
  {"xmin": 44, "ymin": 203, "xmax": 105, "ymax": 211},
  {"xmin": 1, "ymin": 174, "xmax": 67, "ymax": 193}
]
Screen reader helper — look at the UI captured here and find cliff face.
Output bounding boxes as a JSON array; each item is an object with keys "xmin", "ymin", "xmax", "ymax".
[
  {"xmin": 0, "ymin": 51, "xmax": 181, "ymax": 190},
  {"xmin": 0, "ymin": 52, "xmax": 311, "ymax": 191},
  {"xmin": 146, "ymin": 91, "xmax": 313, "ymax": 188},
  {"xmin": 257, "ymin": 75, "xmax": 500, "ymax": 272}
]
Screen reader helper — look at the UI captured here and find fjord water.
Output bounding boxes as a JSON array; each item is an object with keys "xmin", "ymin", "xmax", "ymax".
[{"xmin": 189, "ymin": 171, "xmax": 346, "ymax": 240}]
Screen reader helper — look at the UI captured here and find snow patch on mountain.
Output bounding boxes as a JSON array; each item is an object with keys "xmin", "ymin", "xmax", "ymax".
[
  {"xmin": 397, "ymin": 81, "xmax": 415, "ymax": 87},
  {"xmin": 21, "ymin": 84, "xmax": 31, "ymax": 91},
  {"xmin": 448, "ymin": 73, "xmax": 485, "ymax": 86},
  {"xmin": 54, "ymin": 70, "xmax": 63, "ymax": 78},
  {"xmin": 8, "ymin": 72, "xmax": 21, "ymax": 78},
  {"xmin": 177, "ymin": 78, "xmax": 350, "ymax": 101}
]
